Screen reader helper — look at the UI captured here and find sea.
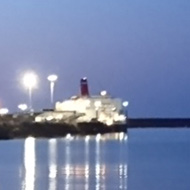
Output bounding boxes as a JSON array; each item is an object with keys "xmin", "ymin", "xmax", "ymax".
[{"xmin": 0, "ymin": 128, "xmax": 190, "ymax": 190}]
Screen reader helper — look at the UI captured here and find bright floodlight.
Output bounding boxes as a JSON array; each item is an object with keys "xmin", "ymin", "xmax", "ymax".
[
  {"xmin": 122, "ymin": 101, "xmax": 129, "ymax": 107},
  {"xmin": 47, "ymin": 74, "xmax": 58, "ymax": 105},
  {"xmin": 23, "ymin": 72, "xmax": 37, "ymax": 89},
  {"xmin": 23, "ymin": 72, "xmax": 38, "ymax": 111},
  {"xmin": 18, "ymin": 104, "xmax": 28, "ymax": 111},
  {"xmin": 0, "ymin": 108, "xmax": 9, "ymax": 115},
  {"xmin": 47, "ymin": 74, "xmax": 58, "ymax": 82}
]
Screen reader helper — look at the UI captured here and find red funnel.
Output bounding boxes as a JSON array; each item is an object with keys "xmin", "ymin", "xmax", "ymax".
[{"xmin": 80, "ymin": 78, "xmax": 89, "ymax": 96}]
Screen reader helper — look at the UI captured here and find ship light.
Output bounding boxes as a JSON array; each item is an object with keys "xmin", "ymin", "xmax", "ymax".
[
  {"xmin": 35, "ymin": 117, "xmax": 42, "ymax": 122},
  {"xmin": 106, "ymin": 119, "xmax": 113, "ymax": 126},
  {"xmin": 100, "ymin": 90, "xmax": 107, "ymax": 96},
  {"xmin": 94, "ymin": 101, "xmax": 102, "ymax": 109},
  {"xmin": 118, "ymin": 115, "xmax": 126, "ymax": 121},
  {"xmin": 114, "ymin": 114, "xmax": 126, "ymax": 122},
  {"xmin": 122, "ymin": 101, "xmax": 129, "ymax": 107},
  {"xmin": 46, "ymin": 115, "xmax": 54, "ymax": 121}
]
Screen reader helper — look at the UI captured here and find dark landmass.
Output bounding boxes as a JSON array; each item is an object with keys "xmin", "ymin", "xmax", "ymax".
[
  {"xmin": 0, "ymin": 113, "xmax": 127, "ymax": 140},
  {"xmin": 1, "ymin": 114, "xmax": 190, "ymax": 140}
]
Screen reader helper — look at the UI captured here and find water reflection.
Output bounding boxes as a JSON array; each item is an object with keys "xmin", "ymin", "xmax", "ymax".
[
  {"xmin": 48, "ymin": 139, "xmax": 57, "ymax": 190},
  {"xmin": 22, "ymin": 132, "xmax": 128, "ymax": 190},
  {"xmin": 95, "ymin": 134, "xmax": 105, "ymax": 190},
  {"xmin": 85, "ymin": 136, "xmax": 89, "ymax": 190},
  {"xmin": 23, "ymin": 137, "xmax": 36, "ymax": 190},
  {"xmin": 65, "ymin": 138, "xmax": 71, "ymax": 190},
  {"xmin": 119, "ymin": 164, "xmax": 128, "ymax": 189}
]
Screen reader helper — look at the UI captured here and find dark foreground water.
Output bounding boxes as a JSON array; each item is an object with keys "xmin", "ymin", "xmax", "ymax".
[{"xmin": 0, "ymin": 129, "xmax": 190, "ymax": 190}]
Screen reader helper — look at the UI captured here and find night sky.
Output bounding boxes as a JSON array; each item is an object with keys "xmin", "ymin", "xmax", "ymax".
[{"xmin": 0, "ymin": 0, "xmax": 190, "ymax": 117}]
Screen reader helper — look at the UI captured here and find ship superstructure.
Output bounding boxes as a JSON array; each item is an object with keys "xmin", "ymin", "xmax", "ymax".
[{"xmin": 35, "ymin": 78, "xmax": 127, "ymax": 126}]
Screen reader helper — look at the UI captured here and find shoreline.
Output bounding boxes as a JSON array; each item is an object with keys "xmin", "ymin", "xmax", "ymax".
[{"xmin": 1, "ymin": 113, "xmax": 190, "ymax": 140}]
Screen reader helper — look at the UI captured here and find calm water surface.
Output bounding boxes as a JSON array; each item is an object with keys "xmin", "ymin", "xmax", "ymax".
[{"xmin": 0, "ymin": 129, "xmax": 189, "ymax": 190}]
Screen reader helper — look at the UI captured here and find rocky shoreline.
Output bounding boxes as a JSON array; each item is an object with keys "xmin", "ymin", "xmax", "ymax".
[{"xmin": 0, "ymin": 114, "xmax": 127, "ymax": 140}]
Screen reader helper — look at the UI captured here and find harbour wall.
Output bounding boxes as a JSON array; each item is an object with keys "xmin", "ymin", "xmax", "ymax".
[{"xmin": 127, "ymin": 118, "xmax": 190, "ymax": 128}]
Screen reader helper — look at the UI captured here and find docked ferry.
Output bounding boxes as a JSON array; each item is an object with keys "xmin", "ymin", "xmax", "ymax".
[{"xmin": 35, "ymin": 78, "xmax": 128, "ymax": 134}]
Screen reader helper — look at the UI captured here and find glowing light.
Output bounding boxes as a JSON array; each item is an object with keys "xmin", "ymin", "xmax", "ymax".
[
  {"xmin": 106, "ymin": 119, "xmax": 113, "ymax": 126},
  {"xmin": 46, "ymin": 115, "xmax": 54, "ymax": 121},
  {"xmin": 115, "ymin": 114, "xmax": 126, "ymax": 122},
  {"xmin": 94, "ymin": 101, "xmax": 102, "ymax": 108},
  {"xmin": 100, "ymin": 90, "xmax": 107, "ymax": 96},
  {"xmin": 0, "ymin": 108, "xmax": 9, "ymax": 115},
  {"xmin": 18, "ymin": 104, "xmax": 28, "ymax": 111},
  {"xmin": 35, "ymin": 117, "xmax": 41, "ymax": 122},
  {"xmin": 47, "ymin": 74, "xmax": 58, "ymax": 104},
  {"xmin": 23, "ymin": 72, "xmax": 38, "ymax": 110},
  {"xmin": 47, "ymin": 74, "xmax": 58, "ymax": 82},
  {"xmin": 23, "ymin": 72, "xmax": 37, "ymax": 89},
  {"xmin": 122, "ymin": 101, "xmax": 129, "ymax": 107}
]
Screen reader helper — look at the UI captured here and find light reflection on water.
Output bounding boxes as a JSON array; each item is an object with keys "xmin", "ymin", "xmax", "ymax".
[
  {"xmin": 1, "ymin": 129, "xmax": 190, "ymax": 190},
  {"xmin": 23, "ymin": 137, "xmax": 36, "ymax": 190},
  {"xmin": 48, "ymin": 139, "xmax": 57, "ymax": 190},
  {"xmin": 21, "ymin": 132, "xmax": 128, "ymax": 190}
]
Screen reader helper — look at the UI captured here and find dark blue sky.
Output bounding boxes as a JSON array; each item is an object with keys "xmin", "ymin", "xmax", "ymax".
[{"xmin": 0, "ymin": 0, "xmax": 190, "ymax": 117}]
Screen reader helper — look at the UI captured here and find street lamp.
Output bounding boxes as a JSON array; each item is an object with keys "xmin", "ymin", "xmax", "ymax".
[
  {"xmin": 122, "ymin": 101, "xmax": 129, "ymax": 116},
  {"xmin": 23, "ymin": 72, "xmax": 37, "ymax": 111},
  {"xmin": 47, "ymin": 74, "xmax": 58, "ymax": 105}
]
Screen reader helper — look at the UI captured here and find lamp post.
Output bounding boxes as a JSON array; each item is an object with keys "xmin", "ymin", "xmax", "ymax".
[
  {"xmin": 23, "ymin": 72, "xmax": 37, "ymax": 111},
  {"xmin": 47, "ymin": 74, "xmax": 58, "ymax": 105},
  {"xmin": 122, "ymin": 101, "xmax": 129, "ymax": 117}
]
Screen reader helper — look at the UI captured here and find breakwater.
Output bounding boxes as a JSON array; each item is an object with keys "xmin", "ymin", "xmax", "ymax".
[{"xmin": 127, "ymin": 118, "xmax": 190, "ymax": 128}]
